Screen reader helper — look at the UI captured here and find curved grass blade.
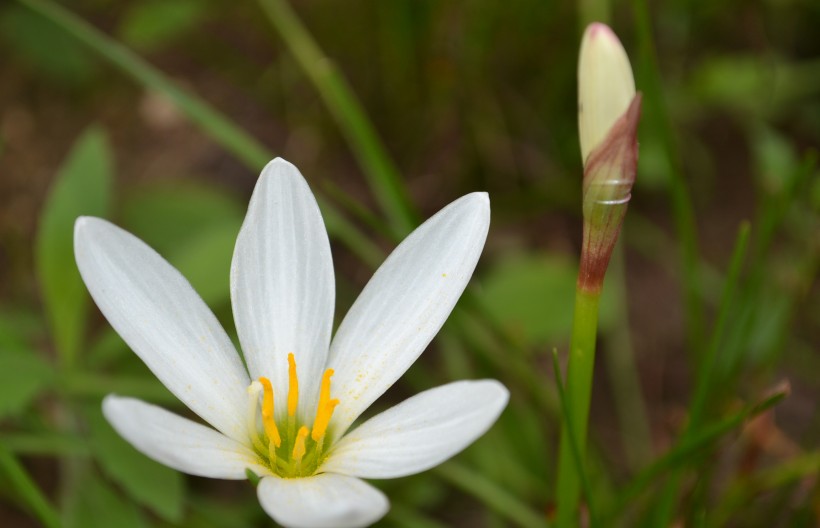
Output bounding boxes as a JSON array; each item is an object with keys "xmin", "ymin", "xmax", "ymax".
[{"xmin": 17, "ymin": 0, "xmax": 384, "ymax": 268}]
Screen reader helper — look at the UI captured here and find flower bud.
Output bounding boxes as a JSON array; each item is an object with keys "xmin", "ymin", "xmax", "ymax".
[
  {"xmin": 578, "ymin": 23, "xmax": 636, "ymax": 163},
  {"xmin": 576, "ymin": 23, "xmax": 642, "ymax": 293}
]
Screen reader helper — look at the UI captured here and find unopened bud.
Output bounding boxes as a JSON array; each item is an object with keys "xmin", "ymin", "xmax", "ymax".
[
  {"xmin": 577, "ymin": 23, "xmax": 641, "ymax": 293},
  {"xmin": 578, "ymin": 23, "xmax": 636, "ymax": 164}
]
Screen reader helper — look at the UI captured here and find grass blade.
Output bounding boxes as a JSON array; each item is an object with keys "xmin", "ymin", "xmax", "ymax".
[
  {"xmin": 611, "ymin": 382, "xmax": 789, "ymax": 520},
  {"xmin": 436, "ymin": 462, "xmax": 548, "ymax": 528},
  {"xmin": 17, "ymin": 0, "xmax": 385, "ymax": 268},
  {"xmin": 0, "ymin": 444, "xmax": 61, "ymax": 528},
  {"xmin": 257, "ymin": 0, "xmax": 417, "ymax": 237},
  {"xmin": 651, "ymin": 222, "xmax": 751, "ymax": 524},
  {"xmin": 632, "ymin": 0, "xmax": 703, "ymax": 351}
]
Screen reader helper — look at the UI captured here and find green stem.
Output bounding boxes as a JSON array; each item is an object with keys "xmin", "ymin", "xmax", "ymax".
[
  {"xmin": 0, "ymin": 444, "xmax": 61, "ymax": 528},
  {"xmin": 552, "ymin": 351, "xmax": 598, "ymax": 526},
  {"xmin": 257, "ymin": 0, "xmax": 417, "ymax": 237},
  {"xmin": 555, "ymin": 288, "xmax": 601, "ymax": 527}
]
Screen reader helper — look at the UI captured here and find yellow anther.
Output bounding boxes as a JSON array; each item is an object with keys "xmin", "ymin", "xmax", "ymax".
[
  {"xmin": 312, "ymin": 399, "xmax": 339, "ymax": 442},
  {"xmin": 311, "ymin": 368, "xmax": 338, "ymax": 442},
  {"xmin": 287, "ymin": 353, "xmax": 299, "ymax": 417},
  {"xmin": 292, "ymin": 426, "xmax": 309, "ymax": 461},
  {"xmin": 258, "ymin": 377, "xmax": 281, "ymax": 448}
]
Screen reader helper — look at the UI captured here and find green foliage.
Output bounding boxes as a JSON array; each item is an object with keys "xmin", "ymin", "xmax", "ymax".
[
  {"xmin": 86, "ymin": 407, "xmax": 185, "ymax": 522},
  {"xmin": 0, "ymin": 5, "xmax": 98, "ymax": 84},
  {"xmin": 35, "ymin": 127, "xmax": 113, "ymax": 367},
  {"xmin": 122, "ymin": 182, "xmax": 243, "ymax": 305},
  {"xmin": 480, "ymin": 253, "xmax": 616, "ymax": 346},
  {"xmin": 0, "ymin": 348, "xmax": 52, "ymax": 419},
  {"xmin": 0, "ymin": 315, "xmax": 51, "ymax": 418},
  {"xmin": 119, "ymin": 0, "xmax": 208, "ymax": 52},
  {"xmin": 63, "ymin": 469, "xmax": 147, "ymax": 528},
  {"xmin": 2, "ymin": 0, "xmax": 819, "ymax": 526}
]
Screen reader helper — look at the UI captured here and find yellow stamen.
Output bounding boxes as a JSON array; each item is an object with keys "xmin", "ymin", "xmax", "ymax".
[
  {"xmin": 287, "ymin": 353, "xmax": 299, "ymax": 417},
  {"xmin": 292, "ymin": 426, "xmax": 309, "ymax": 461},
  {"xmin": 258, "ymin": 377, "xmax": 281, "ymax": 448},
  {"xmin": 312, "ymin": 399, "xmax": 339, "ymax": 442},
  {"xmin": 311, "ymin": 369, "xmax": 338, "ymax": 442}
]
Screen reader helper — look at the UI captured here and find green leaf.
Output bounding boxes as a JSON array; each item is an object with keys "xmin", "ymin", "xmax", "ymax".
[
  {"xmin": 121, "ymin": 181, "xmax": 243, "ymax": 306},
  {"xmin": 0, "ymin": 444, "xmax": 60, "ymax": 528},
  {"xmin": 35, "ymin": 126, "xmax": 113, "ymax": 367},
  {"xmin": 63, "ymin": 468, "xmax": 147, "ymax": 528},
  {"xmin": 86, "ymin": 406, "xmax": 185, "ymax": 522},
  {"xmin": 169, "ymin": 221, "xmax": 241, "ymax": 306},
  {"xmin": 479, "ymin": 253, "xmax": 616, "ymax": 346},
  {"xmin": 0, "ymin": 310, "xmax": 52, "ymax": 418},
  {"xmin": 118, "ymin": 0, "xmax": 208, "ymax": 52},
  {"xmin": 121, "ymin": 181, "xmax": 243, "ymax": 256},
  {"xmin": 0, "ymin": 347, "xmax": 53, "ymax": 418}
]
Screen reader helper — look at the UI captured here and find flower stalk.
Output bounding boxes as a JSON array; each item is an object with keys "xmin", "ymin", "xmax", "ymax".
[{"xmin": 555, "ymin": 22, "xmax": 641, "ymax": 526}]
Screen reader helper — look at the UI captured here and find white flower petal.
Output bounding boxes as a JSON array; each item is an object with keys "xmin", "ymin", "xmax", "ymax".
[
  {"xmin": 257, "ymin": 473, "xmax": 388, "ymax": 528},
  {"xmin": 578, "ymin": 22, "xmax": 636, "ymax": 163},
  {"xmin": 322, "ymin": 380, "xmax": 508, "ymax": 479},
  {"xmin": 75, "ymin": 217, "xmax": 250, "ymax": 442},
  {"xmin": 102, "ymin": 395, "xmax": 268, "ymax": 479},
  {"xmin": 231, "ymin": 158, "xmax": 335, "ymax": 422},
  {"xmin": 327, "ymin": 193, "xmax": 490, "ymax": 435}
]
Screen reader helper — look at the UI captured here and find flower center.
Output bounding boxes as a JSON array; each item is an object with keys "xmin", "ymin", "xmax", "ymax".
[{"xmin": 246, "ymin": 353, "xmax": 339, "ymax": 477}]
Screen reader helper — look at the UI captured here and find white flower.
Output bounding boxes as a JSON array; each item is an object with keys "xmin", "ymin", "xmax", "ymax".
[{"xmin": 74, "ymin": 158, "xmax": 509, "ymax": 528}]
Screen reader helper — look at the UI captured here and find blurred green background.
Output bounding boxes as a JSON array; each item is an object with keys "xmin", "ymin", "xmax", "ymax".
[{"xmin": 0, "ymin": 0, "xmax": 818, "ymax": 526}]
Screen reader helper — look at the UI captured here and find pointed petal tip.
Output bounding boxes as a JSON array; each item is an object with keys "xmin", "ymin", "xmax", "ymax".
[
  {"xmin": 484, "ymin": 378, "xmax": 511, "ymax": 404},
  {"xmin": 585, "ymin": 22, "xmax": 617, "ymax": 42},
  {"xmin": 259, "ymin": 157, "xmax": 309, "ymax": 188},
  {"xmin": 459, "ymin": 191, "xmax": 491, "ymax": 218},
  {"xmin": 73, "ymin": 215, "xmax": 101, "ymax": 237}
]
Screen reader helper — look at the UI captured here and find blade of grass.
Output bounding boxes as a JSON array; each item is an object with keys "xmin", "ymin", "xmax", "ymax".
[
  {"xmin": 551, "ymin": 350, "xmax": 599, "ymax": 527},
  {"xmin": 18, "ymin": 0, "xmax": 269, "ymax": 169},
  {"xmin": 651, "ymin": 222, "xmax": 751, "ymax": 525},
  {"xmin": 720, "ymin": 153, "xmax": 817, "ymax": 380},
  {"xmin": 608, "ymin": 382, "xmax": 789, "ymax": 519},
  {"xmin": 603, "ymin": 243, "xmax": 653, "ymax": 470},
  {"xmin": 1, "ymin": 433, "xmax": 90, "ymax": 457},
  {"xmin": 687, "ymin": 222, "xmax": 751, "ymax": 429},
  {"xmin": 709, "ymin": 451, "xmax": 820, "ymax": 527},
  {"xmin": 387, "ymin": 503, "xmax": 450, "ymax": 528},
  {"xmin": 0, "ymin": 444, "xmax": 61, "ymax": 528},
  {"xmin": 59, "ymin": 372, "xmax": 177, "ymax": 405},
  {"xmin": 17, "ymin": 0, "xmax": 383, "ymax": 269},
  {"xmin": 631, "ymin": 0, "xmax": 703, "ymax": 352},
  {"xmin": 436, "ymin": 462, "xmax": 548, "ymax": 528},
  {"xmin": 257, "ymin": 0, "xmax": 418, "ymax": 237}
]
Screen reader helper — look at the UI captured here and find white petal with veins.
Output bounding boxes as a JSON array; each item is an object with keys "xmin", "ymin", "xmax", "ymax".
[
  {"xmin": 75, "ymin": 217, "xmax": 250, "ymax": 442},
  {"xmin": 103, "ymin": 395, "xmax": 268, "ymax": 479},
  {"xmin": 322, "ymin": 380, "xmax": 508, "ymax": 478},
  {"xmin": 231, "ymin": 158, "xmax": 335, "ymax": 422},
  {"xmin": 327, "ymin": 193, "xmax": 490, "ymax": 437}
]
